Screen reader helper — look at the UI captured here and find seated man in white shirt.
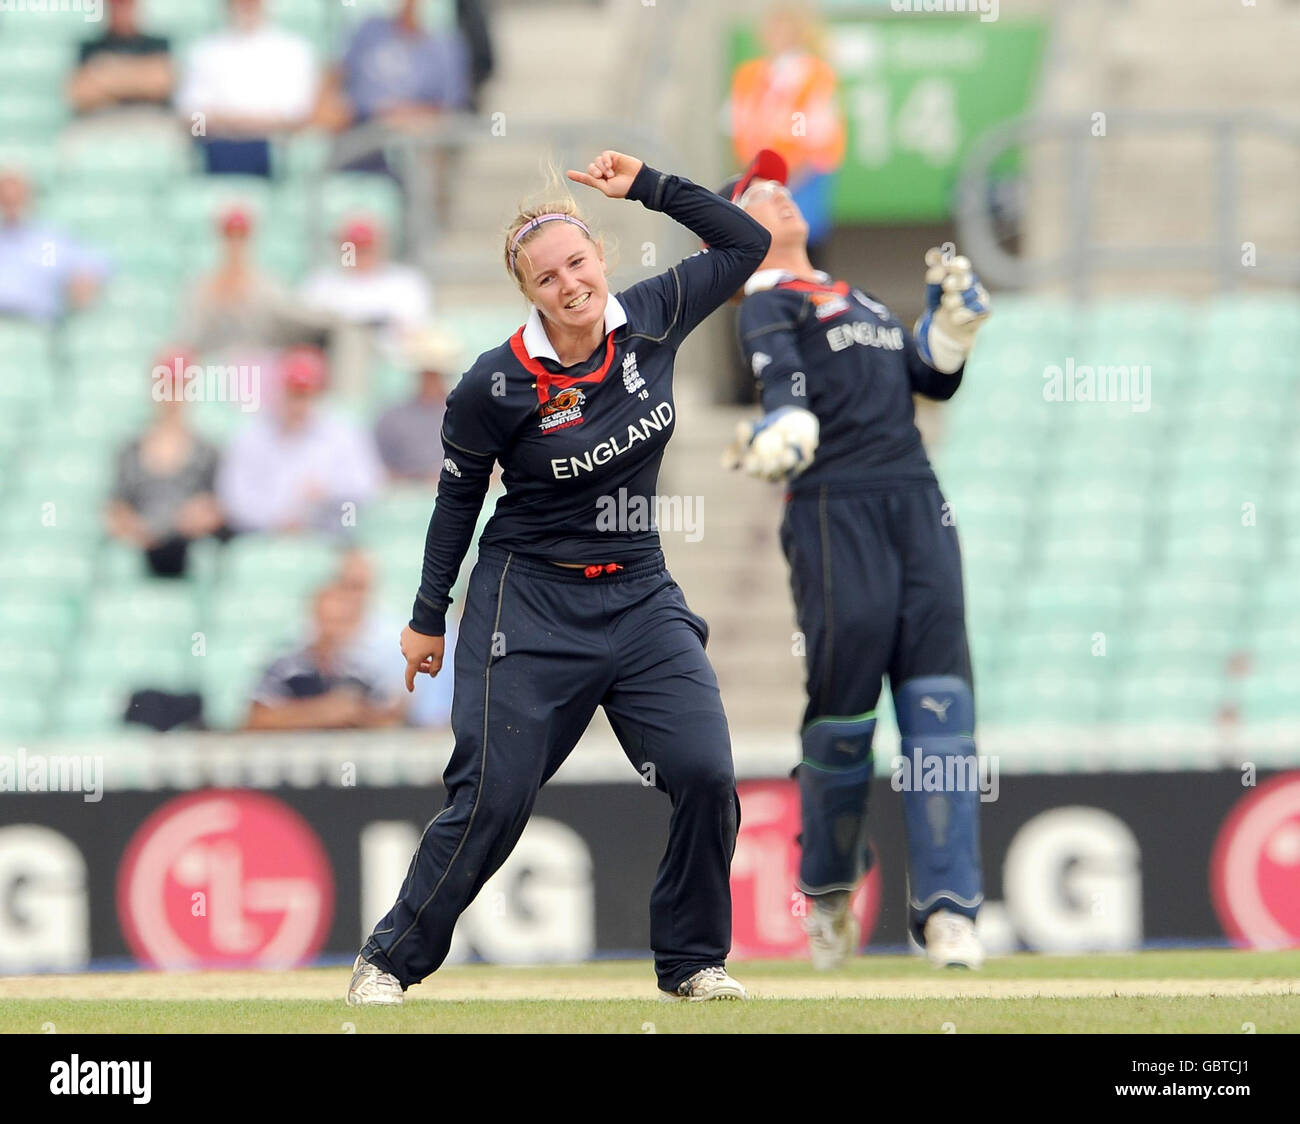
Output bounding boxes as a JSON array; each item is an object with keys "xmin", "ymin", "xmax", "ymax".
[
  {"xmin": 216, "ymin": 346, "xmax": 383, "ymax": 535},
  {"xmin": 299, "ymin": 216, "xmax": 432, "ymax": 353},
  {"xmin": 175, "ymin": 0, "xmax": 318, "ymax": 176}
]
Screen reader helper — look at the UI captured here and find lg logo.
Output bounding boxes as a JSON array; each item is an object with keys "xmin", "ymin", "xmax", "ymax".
[{"xmin": 360, "ymin": 817, "xmax": 595, "ymax": 963}]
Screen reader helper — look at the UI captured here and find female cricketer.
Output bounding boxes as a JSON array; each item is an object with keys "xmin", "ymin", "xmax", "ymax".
[
  {"xmin": 723, "ymin": 149, "xmax": 991, "ymax": 970},
  {"xmin": 347, "ymin": 150, "xmax": 771, "ymax": 1005}
]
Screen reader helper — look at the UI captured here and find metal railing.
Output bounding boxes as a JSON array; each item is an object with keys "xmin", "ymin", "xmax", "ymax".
[{"xmin": 956, "ymin": 110, "xmax": 1300, "ymax": 296}]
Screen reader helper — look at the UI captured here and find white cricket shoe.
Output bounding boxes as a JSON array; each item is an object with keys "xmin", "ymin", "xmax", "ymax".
[
  {"xmin": 802, "ymin": 894, "xmax": 860, "ymax": 971},
  {"xmin": 659, "ymin": 966, "xmax": 748, "ymax": 1002},
  {"xmin": 923, "ymin": 910, "xmax": 984, "ymax": 970},
  {"xmin": 346, "ymin": 954, "xmax": 404, "ymax": 1006}
]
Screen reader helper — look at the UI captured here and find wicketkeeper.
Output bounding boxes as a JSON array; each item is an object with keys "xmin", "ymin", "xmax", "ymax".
[{"xmin": 722, "ymin": 149, "xmax": 992, "ymax": 969}]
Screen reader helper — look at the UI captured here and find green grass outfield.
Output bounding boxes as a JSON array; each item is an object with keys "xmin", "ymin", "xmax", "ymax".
[{"xmin": 2, "ymin": 950, "xmax": 1297, "ymax": 1033}]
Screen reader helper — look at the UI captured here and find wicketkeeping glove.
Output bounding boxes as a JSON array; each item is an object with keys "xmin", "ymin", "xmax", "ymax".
[
  {"xmin": 914, "ymin": 247, "xmax": 991, "ymax": 374},
  {"xmin": 722, "ymin": 406, "xmax": 820, "ymax": 482}
]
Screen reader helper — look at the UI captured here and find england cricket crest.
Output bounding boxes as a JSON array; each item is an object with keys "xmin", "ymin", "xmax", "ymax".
[{"xmin": 623, "ymin": 351, "xmax": 648, "ymax": 398}]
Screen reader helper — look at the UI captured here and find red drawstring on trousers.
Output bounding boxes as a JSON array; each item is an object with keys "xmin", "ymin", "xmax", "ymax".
[{"xmin": 583, "ymin": 563, "xmax": 624, "ymax": 579}]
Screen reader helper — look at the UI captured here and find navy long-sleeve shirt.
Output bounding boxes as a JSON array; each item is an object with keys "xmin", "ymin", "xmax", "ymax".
[
  {"xmin": 737, "ymin": 270, "xmax": 964, "ymax": 495},
  {"xmin": 410, "ymin": 163, "xmax": 771, "ymax": 635}
]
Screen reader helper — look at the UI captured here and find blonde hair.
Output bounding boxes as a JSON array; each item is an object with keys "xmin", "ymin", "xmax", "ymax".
[{"xmin": 503, "ymin": 161, "xmax": 605, "ymax": 294}]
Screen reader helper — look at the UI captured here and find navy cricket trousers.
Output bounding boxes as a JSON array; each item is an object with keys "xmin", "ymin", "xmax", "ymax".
[
  {"xmin": 782, "ymin": 480, "xmax": 973, "ymax": 729},
  {"xmin": 782, "ymin": 479, "xmax": 981, "ymax": 912},
  {"xmin": 361, "ymin": 546, "xmax": 740, "ymax": 992}
]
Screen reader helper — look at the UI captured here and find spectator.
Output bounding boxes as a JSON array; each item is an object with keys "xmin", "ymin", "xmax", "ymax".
[
  {"xmin": 332, "ymin": 546, "xmax": 453, "ymax": 729},
  {"xmin": 176, "ymin": 0, "xmax": 319, "ymax": 176},
  {"xmin": 0, "ymin": 169, "xmax": 109, "ymax": 322},
  {"xmin": 175, "ymin": 205, "xmax": 335, "ymax": 358},
  {"xmin": 316, "ymin": 0, "xmax": 470, "ymax": 134},
  {"xmin": 216, "ymin": 345, "xmax": 383, "ymax": 535},
  {"xmin": 726, "ymin": 2, "xmax": 846, "ymax": 262},
  {"xmin": 65, "ymin": 0, "xmax": 173, "ymax": 118},
  {"xmin": 105, "ymin": 349, "xmax": 226, "ymax": 578},
  {"xmin": 299, "ymin": 215, "xmax": 432, "ymax": 356},
  {"xmin": 373, "ymin": 327, "xmax": 458, "ymax": 483},
  {"xmin": 244, "ymin": 585, "xmax": 404, "ymax": 731}
]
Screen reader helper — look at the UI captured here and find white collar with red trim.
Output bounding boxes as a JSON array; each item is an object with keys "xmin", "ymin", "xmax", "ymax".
[
  {"xmin": 743, "ymin": 268, "xmax": 832, "ymax": 296},
  {"xmin": 522, "ymin": 294, "xmax": 628, "ymax": 363}
]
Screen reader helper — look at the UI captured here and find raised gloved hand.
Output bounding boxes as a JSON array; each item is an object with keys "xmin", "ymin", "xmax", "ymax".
[
  {"xmin": 722, "ymin": 406, "xmax": 820, "ymax": 482},
  {"xmin": 915, "ymin": 247, "xmax": 991, "ymax": 374}
]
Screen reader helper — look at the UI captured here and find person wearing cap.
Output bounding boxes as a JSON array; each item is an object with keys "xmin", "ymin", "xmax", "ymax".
[
  {"xmin": 373, "ymin": 327, "xmax": 458, "ymax": 483},
  {"xmin": 106, "ymin": 349, "xmax": 225, "ymax": 578},
  {"xmin": 299, "ymin": 215, "xmax": 433, "ymax": 343},
  {"xmin": 723, "ymin": 149, "xmax": 993, "ymax": 974},
  {"xmin": 347, "ymin": 150, "xmax": 771, "ymax": 1008},
  {"xmin": 215, "ymin": 345, "xmax": 383, "ymax": 536},
  {"xmin": 176, "ymin": 204, "xmax": 335, "ymax": 359}
]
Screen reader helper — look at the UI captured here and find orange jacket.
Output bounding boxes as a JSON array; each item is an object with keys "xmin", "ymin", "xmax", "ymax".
[{"xmin": 729, "ymin": 52, "xmax": 846, "ymax": 178}]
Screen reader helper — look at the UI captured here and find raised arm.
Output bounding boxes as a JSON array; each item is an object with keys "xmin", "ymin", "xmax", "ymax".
[
  {"xmin": 908, "ymin": 247, "xmax": 991, "ymax": 399},
  {"xmin": 568, "ymin": 150, "xmax": 771, "ymax": 348}
]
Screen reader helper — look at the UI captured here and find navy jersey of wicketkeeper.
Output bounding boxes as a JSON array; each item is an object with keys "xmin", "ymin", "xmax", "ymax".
[
  {"xmin": 346, "ymin": 153, "xmax": 771, "ymax": 1006},
  {"xmin": 722, "ymin": 149, "xmax": 991, "ymax": 970}
]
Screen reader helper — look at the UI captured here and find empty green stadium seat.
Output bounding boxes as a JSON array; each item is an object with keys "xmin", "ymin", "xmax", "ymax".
[
  {"xmin": 0, "ymin": 38, "xmax": 75, "ymax": 89},
  {"xmin": 85, "ymin": 582, "xmax": 200, "ymax": 635},
  {"xmin": 0, "ymin": 644, "xmax": 59, "ymax": 689},
  {"xmin": 0, "ymin": 497, "xmax": 101, "ymax": 544},
  {"xmin": 206, "ymin": 590, "xmax": 307, "ymax": 645},
  {"xmin": 980, "ymin": 669, "xmax": 1106, "ymax": 723},
  {"xmin": 1001, "ymin": 628, "xmax": 1105, "ymax": 672},
  {"xmin": 218, "ymin": 534, "xmax": 343, "ymax": 597},
  {"xmin": 0, "ymin": 94, "xmax": 68, "ymax": 138},
  {"xmin": 972, "ymin": 297, "xmax": 1072, "ymax": 353},
  {"xmin": 1163, "ymin": 524, "xmax": 1268, "ymax": 568},
  {"xmin": 0, "ymin": 320, "xmax": 53, "ymax": 361},
  {"xmin": 0, "ymin": 595, "xmax": 78, "ymax": 642},
  {"xmin": 1235, "ymin": 665, "xmax": 1300, "ymax": 722},
  {"xmin": 316, "ymin": 173, "xmax": 406, "ymax": 245},
  {"xmin": 88, "ymin": 636, "xmax": 202, "ymax": 693},
  {"xmin": 1196, "ymin": 334, "xmax": 1292, "ymax": 383},
  {"xmin": 57, "ymin": 134, "xmax": 191, "ymax": 181},
  {"xmin": 1251, "ymin": 573, "xmax": 1300, "ymax": 618},
  {"xmin": 1135, "ymin": 576, "xmax": 1248, "ymax": 628},
  {"xmin": 1113, "ymin": 672, "xmax": 1228, "ymax": 723},
  {"xmin": 0, "ymin": 7, "xmax": 98, "ymax": 39},
  {"xmin": 0, "ymin": 691, "xmax": 49, "ymax": 741},
  {"xmin": 1203, "ymin": 296, "xmax": 1300, "ymax": 350},
  {"xmin": 1126, "ymin": 624, "xmax": 1238, "ymax": 668},
  {"xmin": 1244, "ymin": 626, "xmax": 1300, "ymax": 663},
  {"xmin": 1038, "ymin": 532, "xmax": 1145, "ymax": 572},
  {"xmin": 198, "ymin": 639, "xmax": 287, "ymax": 730},
  {"xmin": 52, "ymin": 684, "xmax": 134, "ymax": 737}
]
